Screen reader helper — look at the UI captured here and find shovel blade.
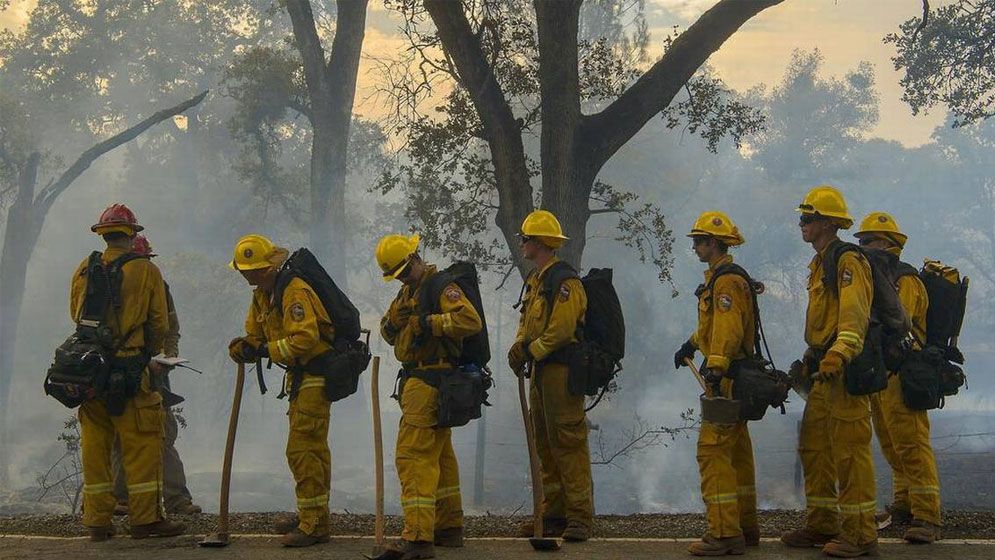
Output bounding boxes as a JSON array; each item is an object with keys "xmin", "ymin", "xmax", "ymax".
[
  {"xmin": 198, "ymin": 533, "xmax": 230, "ymax": 547},
  {"xmin": 529, "ymin": 537, "xmax": 560, "ymax": 551}
]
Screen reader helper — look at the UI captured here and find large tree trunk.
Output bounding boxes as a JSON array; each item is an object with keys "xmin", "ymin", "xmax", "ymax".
[
  {"xmin": 0, "ymin": 92, "xmax": 206, "ymax": 481},
  {"xmin": 287, "ymin": 0, "xmax": 368, "ymax": 280}
]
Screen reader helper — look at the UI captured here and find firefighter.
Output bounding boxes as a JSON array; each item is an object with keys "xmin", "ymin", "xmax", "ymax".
[
  {"xmin": 227, "ymin": 234, "xmax": 333, "ymax": 548},
  {"xmin": 510, "ymin": 210, "xmax": 593, "ymax": 542},
  {"xmin": 673, "ymin": 211, "xmax": 758, "ymax": 556},
  {"xmin": 781, "ymin": 186, "xmax": 878, "ymax": 557},
  {"xmin": 111, "ymin": 235, "xmax": 201, "ymax": 516},
  {"xmin": 856, "ymin": 212, "xmax": 941, "ymax": 543},
  {"xmin": 73, "ymin": 204, "xmax": 185, "ymax": 541},
  {"xmin": 375, "ymin": 233, "xmax": 482, "ymax": 560}
]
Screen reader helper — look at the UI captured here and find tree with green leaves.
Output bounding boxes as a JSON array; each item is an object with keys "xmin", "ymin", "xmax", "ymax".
[{"xmin": 377, "ymin": 0, "xmax": 780, "ymax": 282}]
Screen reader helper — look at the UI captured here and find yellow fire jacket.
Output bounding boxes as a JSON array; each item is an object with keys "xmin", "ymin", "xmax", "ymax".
[
  {"xmin": 689, "ymin": 255, "xmax": 756, "ymax": 373},
  {"xmin": 380, "ymin": 265, "xmax": 482, "ymax": 365},
  {"xmin": 514, "ymin": 257, "xmax": 587, "ymax": 361},
  {"xmin": 804, "ymin": 242, "xmax": 873, "ymax": 362},
  {"xmin": 242, "ymin": 276, "xmax": 335, "ymax": 367}
]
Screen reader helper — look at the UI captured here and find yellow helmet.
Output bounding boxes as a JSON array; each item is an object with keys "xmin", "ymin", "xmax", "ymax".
[
  {"xmin": 687, "ymin": 210, "xmax": 745, "ymax": 246},
  {"xmin": 520, "ymin": 209, "xmax": 568, "ymax": 249},
  {"xmin": 230, "ymin": 234, "xmax": 277, "ymax": 271},
  {"xmin": 376, "ymin": 233, "xmax": 420, "ymax": 282},
  {"xmin": 855, "ymin": 211, "xmax": 907, "ymax": 248},
  {"xmin": 797, "ymin": 185, "xmax": 854, "ymax": 229}
]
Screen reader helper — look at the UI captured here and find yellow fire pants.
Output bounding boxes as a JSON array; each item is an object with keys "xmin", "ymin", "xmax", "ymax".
[
  {"xmin": 530, "ymin": 362, "xmax": 593, "ymax": 527},
  {"xmin": 798, "ymin": 377, "xmax": 877, "ymax": 545},
  {"xmin": 697, "ymin": 378, "xmax": 757, "ymax": 538},
  {"xmin": 871, "ymin": 374, "xmax": 941, "ymax": 524},
  {"xmin": 396, "ymin": 375, "xmax": 463, "ymax": 542},
  {"xmin": 286, "ymin": 374, "xmax": 331, "ymax": 536},
  {"xmin": 79, "ymin": 387, "xmax": 164, "ymax": 527}
]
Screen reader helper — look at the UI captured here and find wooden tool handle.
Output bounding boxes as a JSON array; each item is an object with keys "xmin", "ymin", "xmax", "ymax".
[
  {"xmin": 684, "ymin": 358, "xmax": 709, "ymax": 392},
  {"xmin": 218, "ymin": 362, "xmax": 245, "ymax": 535},
  {"xmin": 371, "ymin": 356, "xmax": 384, "ymax": 546},
  {"xmin": 518, "ymin": 370, "xmax": 545, "ymax": 539}
]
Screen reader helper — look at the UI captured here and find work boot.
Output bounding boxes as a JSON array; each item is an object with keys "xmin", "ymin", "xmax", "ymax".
[
  {"xmin": 517, "ymin": 517, "xmax": 566, "ymax": 538},
  {"xmin": 822, "ymin": 538, "xmax": 879, "ymax": 558},
  {"xmin": 130, "ymin": 519, "xmax": 185, "ymax": 539},
  {"xmin": 280, "ymin": 528, "xmax": 330, "ymax": 548},
  {"xmin": 688, "ymin": 534, "xmax": 746, "ymax": 556},
  {"xmin": 272, "ymin": 512, "xmax": 300, "ymax": 534},
  {"xmin": 561, "ymin": 520, "xmax": 590, "ymax": 542},
  {"xmin": 742, "ymin": 526, "xmax": 760, "ymax": 546},
  {"xmin": 88, "ymin": 525, "xmax": 115, "ymax": 542},
  {"xmin": 113, "ymin": 501, "xmax": 129, "ymax": 516},
  {"xmin": 372, "ymin": 540, "xmax": 435, "ymax": 560},
  {"xmin": 433, "ymin": 526, "xmax": 464, "ymax": 548},
  {"xmin": 780, "ymin": 528, "xmax": 836, "ymax": 548},
  {"xmin": 903, "ymin": 520, "xmax": 941, "ymax": 544},
  {"xmin": 165, "ymin": 500, "xmax": 202, "ymax": 515}
]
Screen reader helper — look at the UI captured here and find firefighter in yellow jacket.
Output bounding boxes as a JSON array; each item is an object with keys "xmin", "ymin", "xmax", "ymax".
[
  {"xmin": 228, "ymin": 234, "xmax": 335, "ymax": 548},
  {"xmin": 73, "ymin": 204, "xmax": 185, "ymax": 541},
  {"xmin": 856, "ymin": 212, "xmax": 941, "ymax": 544},
  {"xmin": 781, "ymin": 186, "xmax": 877, "ymax": 558},
  {"xmin": 375, "ymin": 233, "xmax": 482, "ymax": 560},
  {"xmin": 673, "ymin": 211, "xmax": 758, "ymax": 556},
  {"xmin": 509, "ymin": 210, "xmax": 593, "ymax": 542}
]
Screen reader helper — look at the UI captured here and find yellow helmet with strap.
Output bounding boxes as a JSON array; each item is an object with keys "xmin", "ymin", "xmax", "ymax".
[
  {"xmin": 797, "ymin": 185, "xmax": 854, "ymax": 229},
  {"xmin": 687, "ymin": 210, "xmax": 745, "ymax": 246},
  {"xmin": 855, "ymin": 211, "xmax": 907, "ymax": 248},
  {"xmin": 520, "ymin": 209, "xmax": 568, "ymax": 249},
  {"xmin": 376, "ymin": 233, "xmax": 420, "ymax": 282},
  {"xmin": 230, "ymin": 234, "xmax": 278, "ymax": 271}
]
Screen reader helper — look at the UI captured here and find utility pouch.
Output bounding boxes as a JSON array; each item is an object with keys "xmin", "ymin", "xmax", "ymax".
[
  {"xmin": 898, "ymin": 345, "xmax": 944, "ymax": 411},
  {"xmin": 103, "ymin": 354, "xmax": 147, "ymax": 416},
  {"xmin": 730, "ymin": 358, "xmax": 791, "ymax": 421},
  {"xmin": 560, "ymin": 341, "xmax": 619, "ymax": 397},
  {"xmin": 844, "ymin": 323, "xmax": 888, "ymax": 395},
  {"xmin": 436, "ymin": 365, "xmax": 493, "ymax": 429},
  {"xmin": 303, "ymin": 339, "xmax": 371, "ymax": 403}
]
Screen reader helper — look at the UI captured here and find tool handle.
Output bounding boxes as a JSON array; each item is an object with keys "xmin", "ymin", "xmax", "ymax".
[
  {"xmin": 517, "ymin": 366, "xmax": 546, "ymax": 540},
  {"xmin": 371, "ymin": 356, "xmax": 385, "ymax": 547},
  {"xmin": 218, "ymin": 362, "xmax": 245, "ymax": 535},
  {"xmin": 684, "ymin": 358, "xmax": 709, "ymax": 392}
]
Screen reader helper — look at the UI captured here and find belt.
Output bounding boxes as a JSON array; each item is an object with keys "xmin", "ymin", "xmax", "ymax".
[{"xmin": 401, "ymin": 359, "xmax": 452, "ymax": 370}]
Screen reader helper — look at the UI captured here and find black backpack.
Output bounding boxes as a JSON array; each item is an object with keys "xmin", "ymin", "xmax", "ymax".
[
  {"xmin": 541, "ymin": 262, "xmax": 625, "ymax": 405},
  {"xmin": 275, "ymin": 248, "xmax": 362, "ymax": 343},
  {"xmin": 274, "ymin": 248, "xmax": 369, "ymax": 402},
  {"xmin": 419, "ymin": 261, "xmax": 491, "ymax": 368},
  {"xmin": 45, "ymin": 251, "xmax": 150, "ymax": 412},
  {"xmin": 822, "ymin": 241, "xmax": 911, "ymax": 395},
  {"xmin": 701, "ymin": 263, "xmax": 791, "ymax": 421}
]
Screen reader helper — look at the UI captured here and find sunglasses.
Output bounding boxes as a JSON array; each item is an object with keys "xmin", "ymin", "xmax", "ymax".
[
  {"xmin": 519, "ymin": 235, "xmax": 535, "ymax": 244},
  {"xmin": 799, "ymin": 214, "xmax": 823, "ymax": 226},
  {"xmin": 691, "ymin": 236, "xmax": 711, "ymax": 246}
]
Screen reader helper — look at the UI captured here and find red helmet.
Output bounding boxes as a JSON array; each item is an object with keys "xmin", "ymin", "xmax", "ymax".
[
  {"xmin": 91, "ymin": 203, "xmax": 143, "ymax": 235},
  {"xmin": 131, "ymin": 235, "xmax": 156, "ymax": 257}
]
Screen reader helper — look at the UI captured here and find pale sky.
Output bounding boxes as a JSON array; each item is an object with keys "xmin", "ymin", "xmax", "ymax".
[{"xmin": 1, "ymin": 0, "xmax": 949, "ymax": 147}]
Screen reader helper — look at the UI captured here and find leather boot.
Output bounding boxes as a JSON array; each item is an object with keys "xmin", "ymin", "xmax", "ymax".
[
  {"xmin": 272, "ymin": 512, "xmax": 300, "ymax": 534},
  {"xmin": 280, "ymin": 528, "xmax": 330, "ymax": 548},
  {"xmin": 561, "ymin": 520, "xmax": 590, "ymax": 542},
  {"xmin": 780, "ymin": 528, "xmax": 837, "ymax": 548},
  {"xmin": 88, "ymin": 525, "xmax": 115, "ymax": 542},
  {"xmin": 113, "ymin": 502, "xmax": 129, "ymax": 517},
  {"xmin": 822, "ymin": 538, "xmax": 879, "ymax": 558},
  {"xmin": 130, "ymin": 519, "xmax": 185, "ymax": 539},
  {"xmin": 688, "ymin": 534, "xmax": 746, "ymax": 556},
  {"xmin": 903, "ymin": 520, "xmax": 941, "ymax": 544},
  {"xmin": 372, "ymin": 540, "xmax": 436, "ymax": 560},
  {"xmin": 517, "ymin": 517, "xmax": 566, "ymax": 538},
  {"xmin": 433, "ymin": 526, "xmax": 464, "ymax": 548},
  {"xmin": 165, "ymin": 499, "xmax": 202, "ymax": 515},
  {"xmin": 742, "ymin": 526, "xmax": 760, "ymax": 546}
]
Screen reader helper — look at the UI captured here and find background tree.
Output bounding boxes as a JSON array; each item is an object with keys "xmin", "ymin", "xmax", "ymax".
[{"xmin": 377, "ymin": 0, "xmax": 779, "ymax": 281}]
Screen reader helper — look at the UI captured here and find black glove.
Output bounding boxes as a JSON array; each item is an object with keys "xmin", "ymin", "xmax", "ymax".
[
  {"xmin": 701, "ymin": 366, "xmax": 724, "ymax": 386},
  {"xmin": 674, "ymin": 340, "xmax": 696, "ymax": 370},
  {"xmin": 508, "ymin": 340, "xmax": 533, "ymax": 377}
]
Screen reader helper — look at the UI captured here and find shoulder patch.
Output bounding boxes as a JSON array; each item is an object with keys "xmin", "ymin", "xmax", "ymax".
[
  {"xmin": 444, "ymin": 285, "xmax": 462, "ymax": 302},
  {"xmin": 717, "ymin": 294, "xmax": 733, "ymax": 312},
  {"xmin": 558, "ymin": 283, "xmax": 571, "ymax": 302},
  {"xmin": 289, "ymin": 302, "xmax": 306, "ymax": 321},
  {"xmin": 841, "ymin": 268, "xmax": 853, "ymax": 287}
]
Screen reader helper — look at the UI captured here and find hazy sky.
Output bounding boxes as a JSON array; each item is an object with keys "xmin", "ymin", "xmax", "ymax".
[{"xmin": 1, "ymin": 0, "xmax": 950, "ymax": 146}]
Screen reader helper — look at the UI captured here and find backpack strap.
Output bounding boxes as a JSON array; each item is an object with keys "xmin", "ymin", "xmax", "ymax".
[
  {"xmin": 78, "ymin": 251, "xmax": 110, "ymax": 328},
  {"xmin": 703, "ymin": 262, "xmax": 767, "ymax": 363},
  {"xmin": 895, "ymin": 260, "xmax": 918, "ymax": 280},
  {"xmin": 821, "ymin": 239, "xmax": 861, "ymax": 296},
  {"xmin": 541, "ymin": 261, "xmax": 580, "ymax": 312}
]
